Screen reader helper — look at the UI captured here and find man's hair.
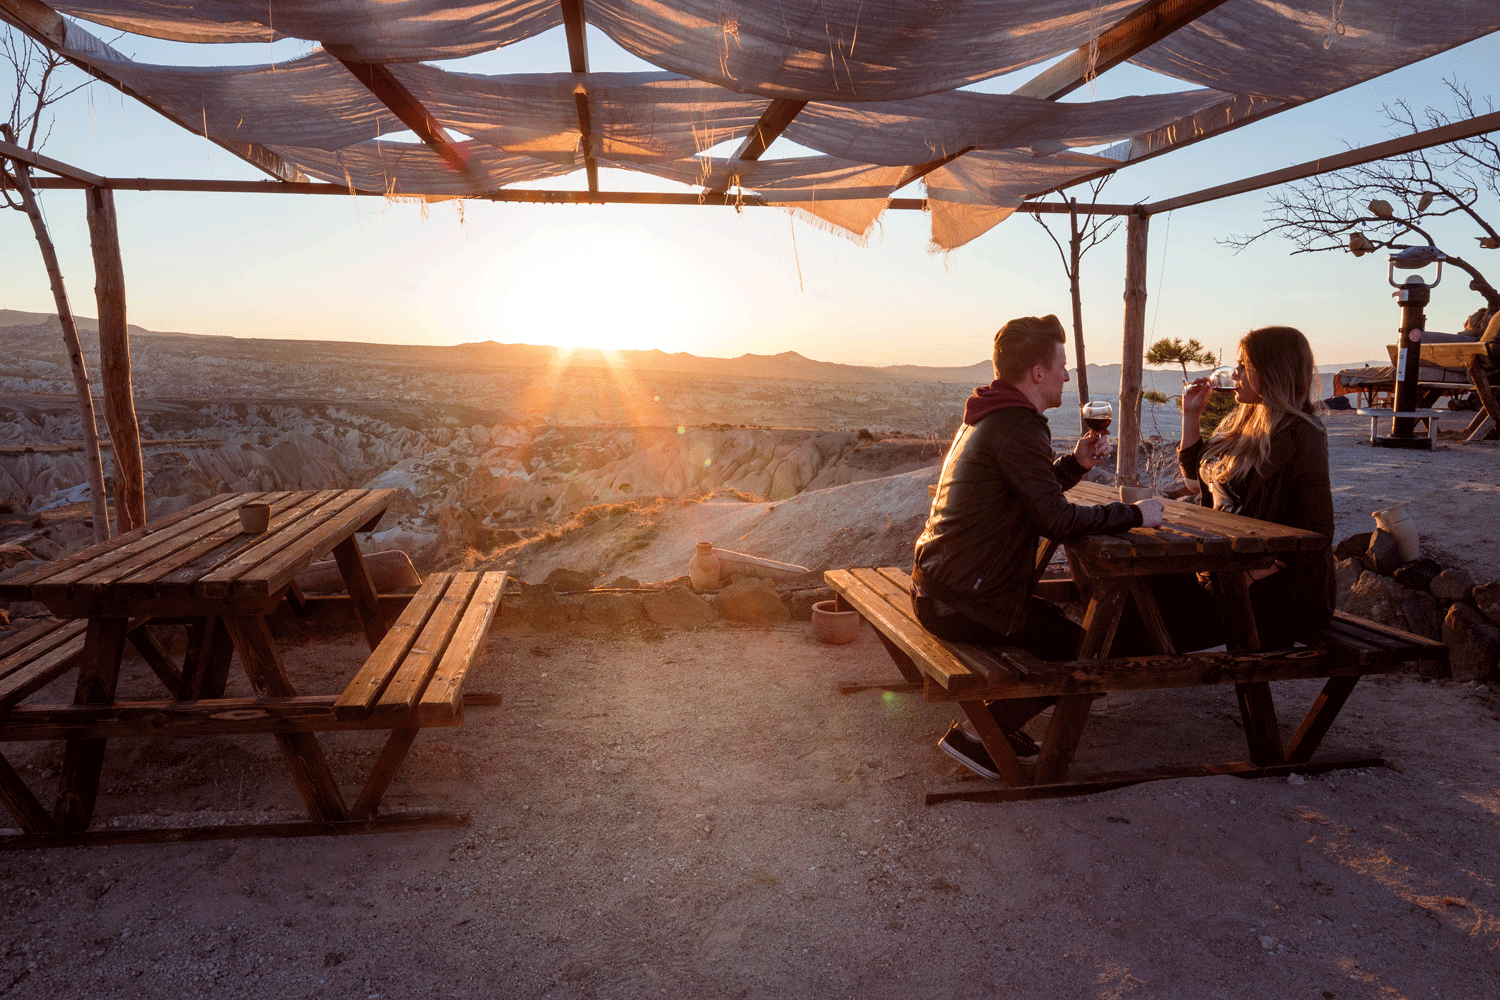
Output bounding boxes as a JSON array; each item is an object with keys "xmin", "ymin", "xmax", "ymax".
[{"xmin": 993, "ymin": 315, "xmax": 1066, "ymax": 382}]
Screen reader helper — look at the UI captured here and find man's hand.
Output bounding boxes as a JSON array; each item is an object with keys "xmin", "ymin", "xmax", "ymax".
[
  {"xmin": 1073, "ymin": 430, "xmax": 1110, "ymax": 469},
  {"xmin": 1135, "ymin": 498, "xmax": 1164, "ymax": 528}
]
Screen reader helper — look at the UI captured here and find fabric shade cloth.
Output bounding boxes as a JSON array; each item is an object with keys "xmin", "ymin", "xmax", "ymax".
[{"xmin": 28, "ymin": 0, "xmax": 1500, "ymax": 247}]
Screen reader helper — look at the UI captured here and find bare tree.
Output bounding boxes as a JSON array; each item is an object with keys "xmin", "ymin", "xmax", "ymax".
[
  {"xmin": 1224, "ymin": 79, "xmax": 1500, "ymax": 318},
  {"xmin": 2, "ymin": 29, "xmax": 110, "ymax": 540},
  {"xmin": 1030, "ymin": 175, "xmax": 1123, "ymax": 418}
]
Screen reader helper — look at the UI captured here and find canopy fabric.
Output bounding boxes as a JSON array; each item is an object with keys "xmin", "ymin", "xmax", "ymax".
[
  {"xmin": 1129, "ymin": 1, "xmax": 1500, "ymax": 104},
  {"xmin": 924, "ymin": 150, "xmax": 1120, "ymax": 251},
  {"xmin": 19, "ymin": 1, "xmax": 1500, "ymax": 248}
]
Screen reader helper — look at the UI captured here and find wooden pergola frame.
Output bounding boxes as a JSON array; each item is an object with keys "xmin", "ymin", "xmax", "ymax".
[{"xmin": 2, "ymin": 0, "xmax": 1498, "ymax": 508}]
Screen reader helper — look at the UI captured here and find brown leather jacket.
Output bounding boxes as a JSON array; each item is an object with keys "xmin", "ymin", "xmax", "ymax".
[{"xmin": 912, "ymin": 406, "xmax": 1141, "ymax": 635}]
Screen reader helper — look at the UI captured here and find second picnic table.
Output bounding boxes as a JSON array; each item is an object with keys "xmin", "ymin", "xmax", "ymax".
[{"xmin": 0, "ymin": 489, "xmax": 505, "ymax": 843}]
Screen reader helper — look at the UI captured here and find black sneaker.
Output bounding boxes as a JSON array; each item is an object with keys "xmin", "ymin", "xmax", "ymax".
[
  {"xmin": 1005, "ymin": 728, "xmax": 1040, "ymax": 765},
  {"xmin": 939, "ymin": 723, "xmax": 1002, "ymax": 779}
]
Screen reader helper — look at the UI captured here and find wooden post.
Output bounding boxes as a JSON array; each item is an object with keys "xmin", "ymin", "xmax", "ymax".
[
  {"xmin": 2, "ymin": 132, "xmax": 110, "ymax": 541},
  {"xmin": 1117, "ymin": 210, "xmax": 1150, "ymax": 488},
  {"xmin": 1068, "ymin": 198, "xmax": 1090, "ymax": 413},
  {"xmin": 86, "ymin": 186, "xmax": 145, "ymax": 534}
]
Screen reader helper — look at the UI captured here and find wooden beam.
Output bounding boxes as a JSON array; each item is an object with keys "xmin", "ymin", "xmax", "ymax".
[
  {"xmin": 1144, "ymin": 108, "xmax": 1500, "ymax": 214},
  {"xmin": 0, "ymin": 136, "xmax": 104, "ymax": 186},
  {"xmin": 730, "ymin": 98, "xmax": 809, "ymax": 162},
  {"xmin": 336, "ymin": 59, "xmax": 470, "ymax": 176},
  {"xmin": 0, "ymin": 0, "xmax": 302, "ymax": 182},
  {"xmin": 85, "ymin": 186, "xmax": 145, "ymax": 534},
  {"xmin": 1117, "ymin": 212, "xmax": 1149, "ymax": 488},
  {"xmin": 24, "ymin": 175, "xmax": 1142, "ymax": 213},
  {"xmin": 1011, "ymin": 0, "xmax": 1231, "ymax": 100},
  {"xmin": 559, "ymin": 0, "xmax": 598, "ymax": 193}
]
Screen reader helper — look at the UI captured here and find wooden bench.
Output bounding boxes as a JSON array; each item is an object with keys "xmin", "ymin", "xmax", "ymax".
[
  {"xmin": 0, "ymin": 571, "xmax": 506, "ymax": 840},
  {"xmin": 827, "ymin": 567, "xmax": 1448, "ymax": 801}
]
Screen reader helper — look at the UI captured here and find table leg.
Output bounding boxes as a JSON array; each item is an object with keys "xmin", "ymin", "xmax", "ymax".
[
  {"xmin": 221, "ymin": 615, "xmax": 348, "ymax": 823},
  {"xmin": 1076, "ymin": 578, "xmax": 1130, "ymax": 659},
  {"xmin": 1035, "ymin": 694, "xmax": 1097, "ymax": 785},
  {"xmin": 1127, "ymin": 579, "xmax": 1177, "ymax": 655},
  {"xmin": 333, "ymin": 536, "xmax": 389, "ymax": 652},
  {"xmin": 0, "ymin": 753, "xmax": 55, "ymax": 834},
  {"xmin": 1211, "ymin": 571, "xmax": 1284, "ymax": 766},
  {"xmin": 1284, "ymin": 675, "xmax": 1361, "ymax": 765},
  {"xmin": 126, "ymin": 622, "xmax": 184, "ymax": 695},
  {"xmin": 958, "ymin": 700, "xmax": 1023, "ymax": 786},
  {"xmin": 177, "ymin": 616, "xmax": 234, "ymax": 700},
  {"xmin": 53, "ymin": 617, "xmax": 128, "ymax": 832}
]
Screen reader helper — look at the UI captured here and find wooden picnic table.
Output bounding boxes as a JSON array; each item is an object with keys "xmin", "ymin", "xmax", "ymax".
[
  {"xmin": 827, "ymin": 482, "xmax": 1446, "ymax": 803},
  {"xmin": 0, "ymin": 489, "xmax": 504, "ymax": 844}
]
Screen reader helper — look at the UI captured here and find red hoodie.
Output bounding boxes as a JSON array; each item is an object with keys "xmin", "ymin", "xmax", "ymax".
[{"xmin": 962, "ymin": 379, "xmax": 1035, "ymax": 425}]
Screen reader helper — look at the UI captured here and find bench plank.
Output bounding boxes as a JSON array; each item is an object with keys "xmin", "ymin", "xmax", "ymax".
[
  {"xmin": 373, "ymin": 572, "xmax": 483, "ymax": 722},
  {"xmin": 0, "ymin": 619, "xmax": 89, "ymax": 712},
  {"xmin": 418, "ymin": 571, "xmax": 506, "ymax": 725},
  {"xmin": 334, "ymin": 573, "xmax": 450, "ymax": 722}
]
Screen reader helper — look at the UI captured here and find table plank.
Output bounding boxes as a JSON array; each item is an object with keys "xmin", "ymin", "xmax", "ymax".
[
  {"xmin": 200, "ymin": 490, "xmax": 393, "ymax": 598},
  {"xmin": 0, "ymin": 493, "xmax": 239, "ymax": 600},
  {"xmin": 89, "ymin": 492, "xmax": 307, "ymax": 600},
  {"xmin": 127, "ymin": 491, "xmax": 341, "ymax": 600}
]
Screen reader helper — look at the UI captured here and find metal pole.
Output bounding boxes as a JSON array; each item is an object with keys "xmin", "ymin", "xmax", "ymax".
[{"xmin": 1375, "ymin": 276, "xmax": 1431, "ymax": 449}]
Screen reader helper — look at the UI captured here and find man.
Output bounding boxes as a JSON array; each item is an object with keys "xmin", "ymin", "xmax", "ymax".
[{"xmin": 911, "ymin": 314, "xmax": 1163, "ymax": 777}]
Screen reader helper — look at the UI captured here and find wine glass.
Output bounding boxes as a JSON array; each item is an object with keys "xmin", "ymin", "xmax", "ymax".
[
  {"xmin": 1080, "ymin": 400, "xmax": 1113, "ymax": 435},
  {"xmin": 1206, "ymin": 366, "xmax": 1238, "ymax": 391}
]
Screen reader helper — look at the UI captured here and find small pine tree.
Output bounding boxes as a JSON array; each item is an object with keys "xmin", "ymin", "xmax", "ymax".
[{"xmin": 1144, "ymin": 337, "xmax": 1218, "ymax": 380}]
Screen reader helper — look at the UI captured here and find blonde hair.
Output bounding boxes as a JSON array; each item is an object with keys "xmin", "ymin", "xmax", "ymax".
[{"xmin": 1199, "ymin": 326, "xmax": 1324, "ymax": 487}]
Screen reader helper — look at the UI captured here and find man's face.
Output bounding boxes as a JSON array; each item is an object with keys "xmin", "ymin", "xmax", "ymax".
[{"xmin": 1036, "ymin": 343, "xmax": 1070, "ymax": 410}]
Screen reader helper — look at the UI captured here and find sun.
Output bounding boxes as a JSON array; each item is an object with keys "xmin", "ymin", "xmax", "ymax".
[{"xmin": 468, "ymin": 221, "xmax": 730, "ymax": 353}]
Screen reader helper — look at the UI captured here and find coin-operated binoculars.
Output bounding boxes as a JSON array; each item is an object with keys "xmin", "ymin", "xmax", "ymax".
[{"xmin": 1377, "ymin": 246, "xmax": 1445, "ymax": 450}]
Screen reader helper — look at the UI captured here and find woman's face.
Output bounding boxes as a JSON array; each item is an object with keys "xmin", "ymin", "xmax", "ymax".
[{"xmin": 1233, "ymin": 351, "xmax": 1263, "ymax": 405}]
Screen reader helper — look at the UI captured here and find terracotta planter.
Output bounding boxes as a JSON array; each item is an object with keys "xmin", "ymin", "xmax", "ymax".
[{"xmin": 810, "ymin": 600, "xmax": 860, "ymax": 644}]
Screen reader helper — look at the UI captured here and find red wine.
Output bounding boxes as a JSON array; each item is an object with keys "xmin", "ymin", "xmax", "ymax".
[{"xmin": 1083, "ymin": 416, "xmax": 1112, "ymax": 432}]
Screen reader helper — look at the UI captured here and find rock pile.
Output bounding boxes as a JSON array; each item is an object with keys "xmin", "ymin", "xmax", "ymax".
[{"xmin": 1335, "ymin": 530, "xmax": 1500, "ymax": 682}]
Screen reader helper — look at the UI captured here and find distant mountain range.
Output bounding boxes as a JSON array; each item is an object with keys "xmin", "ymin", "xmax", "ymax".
[{"xmin": 1, "ymin": 309, "xmax": 1368, "ymax": 390}]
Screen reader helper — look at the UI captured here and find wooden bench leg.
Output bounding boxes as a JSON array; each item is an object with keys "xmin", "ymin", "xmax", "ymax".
[
  {"xmin": 1284, "ymin": 675, "xmax": 1361, "ymax": 765},
  {"xmin": 222, "ymin": 615, "xmax": 348, "ymax": 823},
  {"xmin": 959, "ymin": 700, "xmax": 1024, "ymax": 787},
  {"xmin": 874, "ymin": 633, "xmax": 926, "ymax": 687},
  {"xmin": 350, "ymin": 727, "xmax": 420, "ymax": 820},
  {"xmin": 53, "ymin": 617, "xmax": 128, "ymax": 832},
  {"xmin": 1035, "ymin": 694, "xmax": 1096, "ymax": 784},
  {"xmin": 0, "ymin": 753, "xmax": 56, "ymax": 834}
]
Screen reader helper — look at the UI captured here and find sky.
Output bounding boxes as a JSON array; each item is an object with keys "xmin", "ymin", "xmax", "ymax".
[{"xmin": 3, "ymin": 18, "xmax": 1499, "ymax": 371}]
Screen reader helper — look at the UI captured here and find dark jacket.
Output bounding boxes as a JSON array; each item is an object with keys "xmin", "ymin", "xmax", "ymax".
[
  {"xmin": 1180, "ymin": 415, "xmax": 1336, "ymax": 642},
  {"xmin": 912, "ymin": 406, "xmax": 1141, "ymax": 635}
]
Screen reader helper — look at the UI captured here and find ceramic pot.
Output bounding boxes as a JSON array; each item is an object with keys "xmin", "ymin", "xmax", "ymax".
[
  {"xmin": 688, "ymin": 542, "xmax": 721, "ymax": 591},
  {"xmin": 810, "ymin": 600, "xmax": 860, "ymax": 644},
  {"xmin": 238, "ymin": 502, "xmax": 271, "ymax": 534}
]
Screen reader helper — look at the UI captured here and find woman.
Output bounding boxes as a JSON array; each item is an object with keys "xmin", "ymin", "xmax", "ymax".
[
  {"xmin": 1177, "ymin": 325, "xmax": 1336, "ymax": 648},
  {"xmin": 1119, "ymin": 326, "xmax": 1335, "ymax": 653}
]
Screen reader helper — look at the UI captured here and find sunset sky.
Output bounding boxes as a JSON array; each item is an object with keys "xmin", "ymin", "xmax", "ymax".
[{"xmin": 3, "ymin": 23, "xmax": 1499, "ymax": 371}]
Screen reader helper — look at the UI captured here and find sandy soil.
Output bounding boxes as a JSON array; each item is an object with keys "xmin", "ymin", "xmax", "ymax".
[{"xmin": 1, "ymin": 410, "xmax": 1496, "ymax": 999}]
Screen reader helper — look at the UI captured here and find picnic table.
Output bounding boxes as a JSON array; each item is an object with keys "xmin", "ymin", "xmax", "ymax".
[
  {"xmin": 827, "ymin": 481, "xmax": 1447, "ymax": 803},
  {"xmin": 0, "ymin": 490, "xmax": 504, "ymax": 845}
]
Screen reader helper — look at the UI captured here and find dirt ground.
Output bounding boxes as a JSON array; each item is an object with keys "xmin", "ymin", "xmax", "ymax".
[
  {"xmin": 2, "ymin": 410, "xmax": 1497, "ymax": 999},
  {"xmin": 1, "ymin": 614, "xmax": 1497, "ymax": 999}
]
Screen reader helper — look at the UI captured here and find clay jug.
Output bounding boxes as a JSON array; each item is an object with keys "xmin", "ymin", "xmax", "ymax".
[
  {"xmin": 1372, "ymin": 503, "xmax": 1419, "ymax": 562},
  {"xmin": 688, "ymin": 542, "xmax": 721, "ymax": 591}
]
